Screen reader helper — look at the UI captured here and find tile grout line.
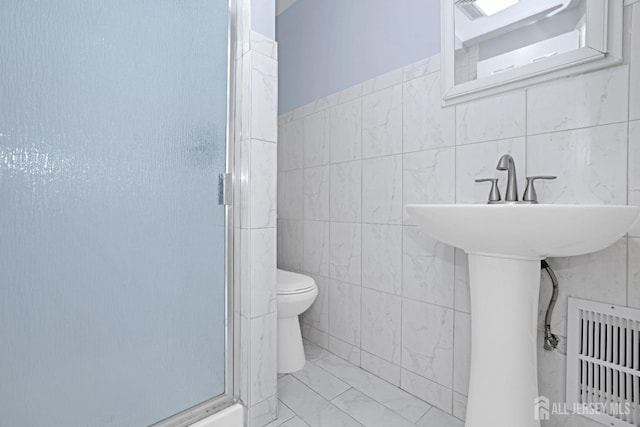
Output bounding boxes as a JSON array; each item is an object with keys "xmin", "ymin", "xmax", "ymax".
[
  {"xmin": 626, "ymin": 9, "xmax": 633, "ymax": 307},
  {"xmin": 627, "ymin": 120, "xmax": 631, "ymax": 306},
  {"xmin": 328, "ymin": 386, "xmax": 355, "ymax": 403},
  {"xmin": 327, "ymin": 97, "xmax": 332, "ymax": 352},
  {"xmin": 276, "ymin": 398, "xmax": 296, "ymax": 425},
  {"xmin": 399, "ymin": 75, "xmax": 405, "ymax": 395},
  {"xmin": 301, "ymin": 247, "xmax": 450, "ymax": 317},
  {"xmin": 281, "ymin": 120, "xmax": 631, "ymax": 170},
  {"xmin": 451, "ymin": 73, "xmax": 459, "ymax": 404},
  {"xmin": 282, "ymin": 375, "xmax": 362, "ymax": 426},
  {"xmin": 329, "ymin": 386, "xmax": 429, "ymax": 427},
  {"xmin": 359, "ymin": 88, "xmax": 364, "ymax": 365},
  {"xmin": 301, "ymin": 116, "xmax": 306, "ymax": 277},
  {"xmin": 245, "ymin": 59, "xmax": 255, "ymax": 408},
  {"xmin": 524, "ymin": 88, "xmax": 528, "ymax": 184},
  {"xmin": 312, "ymin": 356, "xmax": 430, "ymax": 424}
]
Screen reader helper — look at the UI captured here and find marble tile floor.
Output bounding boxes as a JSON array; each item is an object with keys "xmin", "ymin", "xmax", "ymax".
[{"xmin": 271, "ymin": 340, "xmax": 463, "ymax": 427}]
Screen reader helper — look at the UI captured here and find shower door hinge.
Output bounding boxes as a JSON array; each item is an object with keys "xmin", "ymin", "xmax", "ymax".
[{"xmin": 218, "ymin": 173, "xmax": 233, "ymax": 206}]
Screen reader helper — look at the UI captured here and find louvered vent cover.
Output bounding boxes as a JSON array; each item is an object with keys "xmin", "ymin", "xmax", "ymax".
[
  {"xmin": 454, "ymin": 0, "xmax": 486, "ymax": 20},
  {"xmin": 567, "ymin": 298, "xmax": 640, "ymax": 426}
]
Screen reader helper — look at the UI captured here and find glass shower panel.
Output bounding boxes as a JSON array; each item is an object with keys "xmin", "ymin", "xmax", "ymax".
[{"xmin": 0, "ymin": 1, "xmax": 229, "ymax": 426}]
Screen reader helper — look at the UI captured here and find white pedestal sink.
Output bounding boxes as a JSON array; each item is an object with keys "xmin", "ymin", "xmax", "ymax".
[{"xmin": 405, "ymin": 204, "xmax": 640, "ymax": 427}]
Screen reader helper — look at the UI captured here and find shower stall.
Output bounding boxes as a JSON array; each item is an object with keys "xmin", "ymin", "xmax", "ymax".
[{"xmin": 0, "ymin": 0, "xmax": 239, "ymax": 425}]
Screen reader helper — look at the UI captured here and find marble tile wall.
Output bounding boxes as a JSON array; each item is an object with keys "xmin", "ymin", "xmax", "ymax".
[
  {"xmin": 277, "ymin": 3, "xmax": 640, "ymax": 426},
  {"xmin": 234, "ymin": 2, "xmax": 279, "ymax": 424}
]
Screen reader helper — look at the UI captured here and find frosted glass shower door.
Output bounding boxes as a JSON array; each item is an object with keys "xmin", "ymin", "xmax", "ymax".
[{"xmin": 0, "ymin": 1, "xmax": 230, "ymax": 426}]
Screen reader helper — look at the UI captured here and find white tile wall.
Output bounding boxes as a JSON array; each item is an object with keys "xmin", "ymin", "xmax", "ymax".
[
  {"xmin": 527, "ymin": 123, "xmax": 628, "ymax": 205},
  {"xmin": 237, "ymin": 22, "xmax": 279, "ymax": 426},
  {"xmin": 402, "ymin": 226, "xmax": 455, "ymax": 307},
  {"xmin": 303, "ymin": 166, "xmax": 330, "ymax": 221},
  {"xmin": 328, "ymin": 280, "xmax": 361, "ymax": 346},
  {"xmin": 278, "ymin": 169, "xmax": 303, "ymax": 220},
  {"xmin": 277, "ymin": 218, "xmax": 303, "ymax": 271},
  {"xmin": 401, "ymin": 299, "xmax": 454, "ymax": 389},
  {"xmin": 402, "ymin": 53, "xmax": 441, "ymax": 81},
  {"xmin": 330, "ymin": 160, "xmax": 362, "ymax": 222},
  {"xmin": 330, "ymin": 99, "xmax": 362, "ymax": 163},
  {"xmin": 301, "ymin": 323, "xmax": 329, "ymax": 349},
  {"xmin": 251, "ymin": 52, "xmax": 278, "ymax": 143},
  {"xmin": 628, "ymin": 120, "xmax": 640, "ymax": 210},
  {"xmin": 452, "ymin": 392, "xmax": 467, "ymax": 422},
  {"xmin": 455, "ymin": 91, "xmax": 526, "ymax": 145},
  {"xmin": 403, "ymin": 72, "xmax": 455, "ymax": 152},
  {"xmin": 278, "ymin": 119, "xmax": 303, "ymax": 171},
  {"xmin": 362, "ymin": 155, "xmax": 403, "ymax": 224},
  {"xmin": 336, "ymin": 83, "xmax": 363, "ymax": 105},
  {"xmin": 248, "ymin": 395, "xmax": 277, "ymax": 427},
  {"xmin": 328, "ymin": 335, "xmax": 361, "ymax": 366},
  {"xmin": 452, "ymin": 311, "xmax": 471, "ymax": 395},
  {"xmin": 628, "ymin": 238, "xmax": 640, "ymax": 308},
  {"xmin": 277, "ymin": 3, "xmax": 640, "ymax": 424},
  {"xmin": 360, "ymin": 350, "xmax": 401, "ymax": 386},
  {"xmin": 250, "ymin": 228, "xmax": 277, "ymax": 318},
  {"xmin": 303, "ymin": 220, "xmax": 329, "ymax": 276},
  {"xmin": 400, "ymin": 369, "xmax": 453, "ymax": 413},
  {"xmin": 527, "ymin": 66, "xmax": 629, "ymax": 135},
  {"xmin": 362, "ymin": 84, "xmax": 403, "ymax": 158},
  {"xmin": 361, "ymin": 224, "xmax": 402, "ymax": 295},
  {"xmin": 250, "ymin": 140, "xmax": 278, "ymax": 228},
  {"xmin": 362, "ymin": 68, "xmax": 403, "ymax": 95},
  {"xmin": 303, "ymin": 110, "xmax": 330, "ymax": 168},
  {"xmin": 402, "ymin": 147, "xmax": 456, "ymax": 224},
  {"xmin": 250, "ymin": 312, "xmax": 278, "ymax": 405},
  {"xmin": 329, "ymin": 222, "xmax": 362, "ymax": 285},
  {"xmin": 632, "ymin": 5, "xmax": 640, "ymax": 120},
  {"xmin": 361, "ymin": 288, "xmax": 402, "ymax": 364}
]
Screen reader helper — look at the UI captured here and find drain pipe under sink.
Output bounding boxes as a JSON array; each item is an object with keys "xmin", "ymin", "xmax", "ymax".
[{"xmin": 541, "ymin": 259, "xmax": 560, "ymax": 351}]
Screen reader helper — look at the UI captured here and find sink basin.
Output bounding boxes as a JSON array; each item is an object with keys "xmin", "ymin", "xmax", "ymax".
[
  {"xmin": 405, "ymin": 204, "xmax": 640, "ymax": 259},
  {"xmin": 405, "ymin": 204, "xmax": 640, "ymax": 427}
]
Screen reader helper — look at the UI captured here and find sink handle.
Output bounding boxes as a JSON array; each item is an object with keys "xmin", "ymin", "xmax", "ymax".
[
  {"xmin": 522, "ymin": 176, "xmax": 557, "ymax": 204},
  {"xmin": 475, "ymin": 178, "xmax": 501, "ymax": 204}
]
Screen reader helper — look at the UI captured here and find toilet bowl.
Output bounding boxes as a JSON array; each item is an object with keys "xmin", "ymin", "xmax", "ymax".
[{"xmin": 277, "ymin": 269, "xmax": 318, "ymax": 374}]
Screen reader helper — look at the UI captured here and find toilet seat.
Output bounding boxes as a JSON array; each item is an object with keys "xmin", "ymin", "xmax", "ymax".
[{"xmin": 277, "ymin": 269, "xmax": 316, "ymax": 295}]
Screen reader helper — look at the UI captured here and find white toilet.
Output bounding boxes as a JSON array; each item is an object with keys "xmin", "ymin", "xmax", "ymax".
[{"xmin": 276, "ymin": 269, "xmax": 318, "ymax": 373}]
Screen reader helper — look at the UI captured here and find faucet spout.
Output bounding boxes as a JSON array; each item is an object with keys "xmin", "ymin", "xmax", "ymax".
[{"xmin": 496, "ymin": 154, "xmax": 518, "ymax": 202}]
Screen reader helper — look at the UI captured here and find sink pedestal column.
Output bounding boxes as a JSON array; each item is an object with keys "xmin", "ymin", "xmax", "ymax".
[{"xmin": 465, "ymin": 254, "xmax": 542, "ymax": 427}]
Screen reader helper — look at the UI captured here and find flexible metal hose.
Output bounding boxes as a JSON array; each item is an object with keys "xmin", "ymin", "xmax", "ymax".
[{"xmin": 541, "ymin": 259, "xmax": 559, "ymax": 350}]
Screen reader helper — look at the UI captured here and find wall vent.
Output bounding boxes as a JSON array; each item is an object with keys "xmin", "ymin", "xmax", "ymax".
[
  {"xmin": 567, "ymin": 298, "xmax": 640, "ymax": 426},
  {"xmin": 455, "ymin": 0, "xmax": 486, "ymax": 20}
]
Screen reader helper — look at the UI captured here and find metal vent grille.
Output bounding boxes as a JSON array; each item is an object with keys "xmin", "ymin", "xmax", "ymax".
[
  {"xmin": 454, "ymin": 0, "xmax": 486, "ymax": 20},
  {"xmin": 567, "ymin": 298, "xmax": 640, "ymax": 426}
]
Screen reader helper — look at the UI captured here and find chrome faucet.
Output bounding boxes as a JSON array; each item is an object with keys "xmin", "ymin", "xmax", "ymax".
[
  {"xmin": 476, "ymin": 154, "xmax": 557, "ymax": 204},
  {"xmin": 496, "ymin": 154, "xmax": 518, "ymax": 202}
]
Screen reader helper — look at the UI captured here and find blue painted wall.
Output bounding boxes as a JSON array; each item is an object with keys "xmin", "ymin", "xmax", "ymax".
[
  {"xmin": 252, "ymin": 0, "xmax": 275, "ymax": 39},
  {"xmin": 276, "ymin": 0, "xmax": 441, "ymax": 113}
]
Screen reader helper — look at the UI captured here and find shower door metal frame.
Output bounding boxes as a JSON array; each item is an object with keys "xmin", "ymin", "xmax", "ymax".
[{"xmin": 153, "ymin": 0, "xmax": 238, "ymax": 425}]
